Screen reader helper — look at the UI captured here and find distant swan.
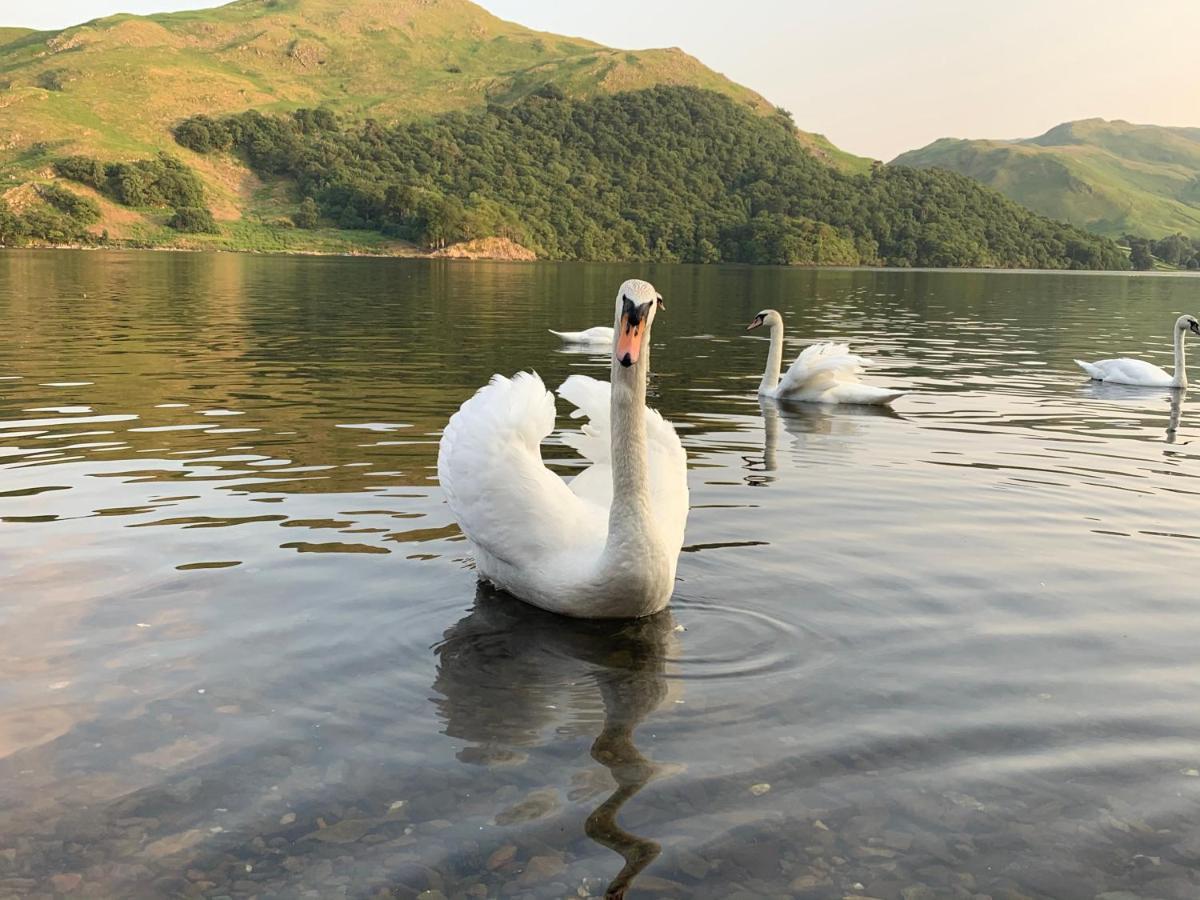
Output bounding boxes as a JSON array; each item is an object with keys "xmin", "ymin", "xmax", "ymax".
[
  {"xmin": 549, "ymin": 326, "xmax": 614, "ymax": 346},
  {"xmin": 746, "ymin": 309, "xmax": 903, "ymax": 406},
  {"xmin": 1075, "ymin": 315, "xmax": 1200, "ymax": 387},
  {"xmin": 439, "ymin": 280, "xmax": 688, "ymax": 619}
]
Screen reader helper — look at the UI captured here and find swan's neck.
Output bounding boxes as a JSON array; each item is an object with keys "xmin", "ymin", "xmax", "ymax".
[
  {"xmin": 759, "ymin": 321, "xmax": 784, "ymax": 394},
  {"xmin": 605, "ymin": 350, "xmax": 655, "ymax": 552},
  {"xmin": 1173, "ymin": 326, "xmax": 1188, "ymax": 388}
]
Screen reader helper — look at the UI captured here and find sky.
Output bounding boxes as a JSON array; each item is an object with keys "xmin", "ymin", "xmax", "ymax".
[{"xmin": 8, "ymin": 0, "xmax": 1200, "ymax": 160}]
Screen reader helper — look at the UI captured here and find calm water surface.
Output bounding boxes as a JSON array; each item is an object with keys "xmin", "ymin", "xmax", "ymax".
[{"xmin": 2, "ymin": 251, "xmax": 1200, "ymax": 899}]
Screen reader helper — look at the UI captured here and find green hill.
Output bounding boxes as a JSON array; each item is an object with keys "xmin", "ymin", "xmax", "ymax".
[
  {"xmin": 0, "ymin": 0, "xmax": 872, "ymax": 251},
  {"xmin": 151, "ymin": 86, "xmax": 1125, "ymax": 269},
  {"xmin": 894, "ymin": 119, "xmax": 1200, "ymax": 239}
]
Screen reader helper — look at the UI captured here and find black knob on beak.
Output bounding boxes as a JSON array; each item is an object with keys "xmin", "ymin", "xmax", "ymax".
[{"xmin": 619, "ymin": 353, "xmax": 633, "ymax": 368}]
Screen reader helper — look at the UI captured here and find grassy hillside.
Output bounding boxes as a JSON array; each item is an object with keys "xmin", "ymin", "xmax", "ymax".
[
  {"xmin": 0, "ymin": 0, "xmax": 873, "ymax": 252},
  {"xmin": 894, "ymin": 119, "xmax": 1200, "ymax": 239}
]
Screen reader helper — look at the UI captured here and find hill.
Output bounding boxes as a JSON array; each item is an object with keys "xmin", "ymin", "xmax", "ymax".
[
  {"xmin": 0, "ymin": 0, "xmax": 1124, "ymax": 268},
  {"xmin": 0, "ymin": 0, "xmax": 877, "ymax": 251},
  {"xmin": 894, "ymin": 119, "xmax": 1200, "ymax": 239},
  {"xmin": 149, "ymin": 86, "xmax": 1126, "ymax": 268}
]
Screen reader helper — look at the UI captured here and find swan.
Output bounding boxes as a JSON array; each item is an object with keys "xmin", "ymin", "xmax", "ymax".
[
  {"xmin": 746, "ymin": 309, "xmax": 903, "ymax": 406},
  {"xmin": 438, "ymin": 279, "xmax": 688, "ymax": 619},
  {"xmin": 1075, "ymin": 315, "xmax": 1200, "ymax": 387},
  {"xmin": 549, "ymin": 326, "xmax": 614, "ymax": 346}
]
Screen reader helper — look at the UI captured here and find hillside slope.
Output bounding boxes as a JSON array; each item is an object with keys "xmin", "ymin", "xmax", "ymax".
[
  {"xmin": 0, "ymin": 0, "xmax": 873, "ymax": 249},
  {"xmin": 0, "ymin": 0, "xmax": 866, "ymax": 169},
  {"xmin": 894, "ymin": 119, "xmax": 1200, "ymax": 239}
]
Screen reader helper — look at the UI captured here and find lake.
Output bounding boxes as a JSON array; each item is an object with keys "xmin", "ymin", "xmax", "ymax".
[{"xmin": 2, "ymin": 250, "xmax": 1199, "ymax": 900}]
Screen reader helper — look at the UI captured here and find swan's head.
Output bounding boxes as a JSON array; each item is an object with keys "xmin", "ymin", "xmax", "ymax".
[
  {"xmin": 746, "ymin": 309, "xmax": 782, "ymax": 331},
  {"xmin": 1177, "ymin": 314, "xmax": 1200, "ymax": 337},
  {"xmin": 613, "ymin": 279, "xmax": 664, "ymax": 369}
]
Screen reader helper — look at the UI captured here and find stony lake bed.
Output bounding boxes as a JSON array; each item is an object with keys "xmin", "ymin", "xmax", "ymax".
[{"xmin": 2, "ymin": 251, "xmax": 1200, "ymax": 898}]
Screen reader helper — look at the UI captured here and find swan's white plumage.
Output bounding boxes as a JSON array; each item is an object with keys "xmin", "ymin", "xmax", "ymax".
[
  {"xmin": 557, "ymin": 374, "xmax": 689, "ymax": 553},
  {"xmin": 439, "ymin": 278, "xmax": 687, "ymax": 619},
  {"xmin": 1075, "ymin": 315, "xmax": 1200, "ymax": 388},
  {"xmin": 1074, "ymin": 357, "xmax": 1174, "ymax": 387},
  {"xmin": 749, "ymin": 310, "xmax": 903, "ymax": 406},
  {"xmin": 549, "ymin": 326, "xmax": 614, "ymax": 345},
  {"xmin": 438, "ymin": 372, "xmax": 600, "ymax": 577}
]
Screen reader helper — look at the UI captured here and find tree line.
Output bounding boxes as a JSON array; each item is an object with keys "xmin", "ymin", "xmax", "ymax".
[
  {"xmin": 174, "ymin": 86, "xmax": 1129, "ymax": 270},
  {"xmin": 1125, "ymin": 233, "xmax": 1200, "ymax": 271}
]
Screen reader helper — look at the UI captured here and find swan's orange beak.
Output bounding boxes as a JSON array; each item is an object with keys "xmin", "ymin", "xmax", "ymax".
[{"xmin": 616, "ymin": 312, "xmax": 644, "ymax": 368}]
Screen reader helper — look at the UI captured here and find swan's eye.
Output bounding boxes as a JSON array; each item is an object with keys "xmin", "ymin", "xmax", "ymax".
[{"xmin": 656, "ymin": 295, "xmax": 665, "ymax": 310}]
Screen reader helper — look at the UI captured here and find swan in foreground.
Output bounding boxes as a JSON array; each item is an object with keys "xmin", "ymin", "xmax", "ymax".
[
  {"xmin": 439, "ymin": 279, "xmax": 688, "ymax": 619},
  {"xmin": 746, "ymin": 309, "xmax": 903, "ymax": 406},
  {"xmin": 1075, "ymin": 315, "xmax": 1200, "ymax": 387},
  {"xmin": 550, "ymin": 326, "xmax": 614, "ymax": 346}
]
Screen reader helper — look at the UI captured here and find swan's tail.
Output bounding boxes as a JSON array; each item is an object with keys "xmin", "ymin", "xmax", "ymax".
[{"xmin": 1074, "ymin": 359, "xmax": 1102, "ymax": 380}]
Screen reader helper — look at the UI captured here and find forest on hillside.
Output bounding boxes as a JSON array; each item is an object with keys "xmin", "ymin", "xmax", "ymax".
[
  {"xmin": 168, "ymin": 87, "xmax": 1129, "ymax": 270},
  {"xmin": 1126, "ymin": 233, "xmax": 1200, "ymax": 270}
]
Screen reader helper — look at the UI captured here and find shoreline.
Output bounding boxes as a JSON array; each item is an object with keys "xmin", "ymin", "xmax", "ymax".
[{"xmin": 4, "ymin": 244, "xmax": 1197, "ymax": 276}]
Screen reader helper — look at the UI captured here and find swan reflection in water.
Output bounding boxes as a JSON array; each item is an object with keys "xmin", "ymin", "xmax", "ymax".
[
  {"xmin": 746, "ymin": 396, "xmax": 902, "ymax": 485},
  {"xmin": 431, "ymin": 584, "xmax": 680, "ymax": 899},
  {"xmin": 1077, "ymin": 381, "xmax": 1186, "ymax": 444}
]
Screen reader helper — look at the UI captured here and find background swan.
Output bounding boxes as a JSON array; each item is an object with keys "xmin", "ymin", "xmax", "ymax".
[
  {"xmin": 1075, "ymin": 315, "xmax": 1200, "ymax": 387},
  {"xmin": 549, "ymin": 326, "xmax": 614, "ymax": 346},
  {"xmin": 439, "ymin": 279, "xmax": 688, "ymax": 619},
  {"xmin": 746, "ymin": 309, "xmax": 903, "ymax": 406}
]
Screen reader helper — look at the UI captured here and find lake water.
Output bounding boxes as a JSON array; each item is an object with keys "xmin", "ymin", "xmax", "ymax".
[{"xmin": 2, "ymin": 251, "xmax": 1200, "ymax": 900}]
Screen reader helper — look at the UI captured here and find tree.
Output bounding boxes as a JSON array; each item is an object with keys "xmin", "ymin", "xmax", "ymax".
[
  {"xmin": 293, "ymin": 196, "xmax": 319, "ymax": 229},
  {"xmin": 168, "ymin": 206, "xmax": 219, "ymax": 233},
  {"xmin": 1129, "ymin": 240, "xmax": 1155, "ymax": 270},
  {"xmin": 0, "ymin": 198, "xmax": 26, "ymax": 246}
]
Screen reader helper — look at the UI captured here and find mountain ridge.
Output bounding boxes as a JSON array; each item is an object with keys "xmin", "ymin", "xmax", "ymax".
[
  {"xmin": 0, "ymin": 0, "xmax": 865, "ymax": 171},
  {"xmin": 894, "ymin": 118, "xmax": 1200, "ymax": 239}
]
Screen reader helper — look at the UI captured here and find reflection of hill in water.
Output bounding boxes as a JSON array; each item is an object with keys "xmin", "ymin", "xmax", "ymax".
[{"xmin": 433, "ymin": 585, "xmax": 680, "ymax": 898}]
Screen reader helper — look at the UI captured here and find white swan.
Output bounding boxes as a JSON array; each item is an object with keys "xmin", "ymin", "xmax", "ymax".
[
  {"xmin": 1075, "ymin": 315, "xmax": 1200, "ymax": 387},
  {"xmin": 549, "ymin": 326, "xmax": 614, "ymax": 346},
  {"xmin": 439, "ymin": 279, "xmax": 688, "ymax": 619},
  {"xmin": 746, "ymin": 309, "xmax": 903, "ymax": 406}
]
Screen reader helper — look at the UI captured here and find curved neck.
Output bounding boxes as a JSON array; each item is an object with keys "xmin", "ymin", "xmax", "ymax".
[
  {"xmin": 1173, "ymin": 326, "xmax": 1188, "ymax": 388},
  {"xmin": 605, "ymin": 347, "xmax": 653, "ymax": 549},
  {"xmin": 759, "ymin": 319, "xmax": 784, "ymax": 393}
]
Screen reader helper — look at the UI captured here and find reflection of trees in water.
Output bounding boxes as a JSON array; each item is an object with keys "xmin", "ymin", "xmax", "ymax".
[{"xmin": 433, "ymin": 584, "xmax": 678, "ymax": 898}]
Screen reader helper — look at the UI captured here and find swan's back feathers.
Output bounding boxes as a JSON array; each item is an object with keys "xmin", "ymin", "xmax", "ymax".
[
  {"xmin": 438, "ymin": 372, "xmax": 593, "ymax": 572},
  {"xmin": 777, "ymin": 341, "xmax": 869, "ymax": 396},
  {"xmin": 1075, "ymin": 357, "xmax": 1173, "ymax": 386},
  {"xmin": 549, "ymin": 327, "xmax": 614, "ymax": 345}
]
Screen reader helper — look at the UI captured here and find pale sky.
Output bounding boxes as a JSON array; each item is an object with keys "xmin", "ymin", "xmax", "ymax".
[{"xmin": 7, "ymin": 0, "xmax": 1200, "ymax": 160}]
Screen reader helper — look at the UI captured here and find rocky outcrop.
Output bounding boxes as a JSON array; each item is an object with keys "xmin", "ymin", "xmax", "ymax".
[{"xmin": 431, "ymin": 236, "xmax": 536, "ymax": 261}]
